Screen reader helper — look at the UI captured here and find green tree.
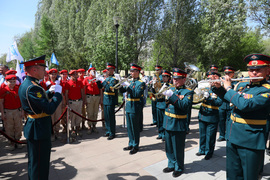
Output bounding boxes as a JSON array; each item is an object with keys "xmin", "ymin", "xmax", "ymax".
[
  {"xmin": 248, "ymin": 0, "xmax": 270, "ymax": 33},
  {"xmin": 36, "ymin": 15, "xmax": 57, "ymax": 59},
  {"xmin": 151, "ymin": 0, "xmax": 200, "ymax": 71},
  {"xmin": 17, "ymin": 31, "xmax": 36, "ymax": 61},
  {"xmin": 199, "ymin": 0, "xmax": 247, "ymax": 70}
]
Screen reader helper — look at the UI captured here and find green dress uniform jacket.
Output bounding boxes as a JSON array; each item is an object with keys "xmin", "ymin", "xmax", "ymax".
[
  {"xmin": 120, "ymin": 78, "xmax": 145, "ymax": 149},
  {"xmin": 213, "ymin": 80, "xmax": 270, "ymax": 180},
  {"xmin": 198, "ymin": 90, "xmax": 222, "ymax": 156},
  {"xmin": 163, "ymin": 86, "xmax": 193, "ymax": 172},
  {"xmin": 97, "ymin": 75, "xmax": 118, "ymax": 137},
  {"xmin": 19, "ymin": 76, "xmax": 62, "ymax": 180}
]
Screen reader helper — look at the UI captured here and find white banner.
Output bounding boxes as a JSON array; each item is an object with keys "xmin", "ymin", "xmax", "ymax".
[{"xmin": 6, "ymin": 41, "xmax": 24, "ymax": 62}]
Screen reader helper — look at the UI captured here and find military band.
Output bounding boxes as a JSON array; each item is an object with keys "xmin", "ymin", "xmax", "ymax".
[{"xmin": 2, "ymin": 52, "xmax": 270, "ymax": 179}]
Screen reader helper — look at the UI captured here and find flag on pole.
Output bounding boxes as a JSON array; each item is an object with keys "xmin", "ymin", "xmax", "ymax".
[
  {"xmin": 51, "ymin": 53, "xmax": 59, "ymax": 65},
  {"xmin": 6, "ymin": 48, "xmax": 11, "ymax": 62},
  {"xmin": 6, "ymin": 41, "xmax": 24, "ymax": 62},
  {"xmin": 16, "ymin": 60, "xmax": 22, "ymax": 81},
  {"xmin": 88, "ymin": 63, "xmax": 92, "ymax": 70}
]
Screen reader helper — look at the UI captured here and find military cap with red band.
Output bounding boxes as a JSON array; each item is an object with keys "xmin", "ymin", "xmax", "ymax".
[
  {"xmin": 21, "ymin": 55, "xmax": 46, "ymax": 67},
  {"xmin": 69, "ymin": 70, "xmax": 77, "ymax": 75},
  {"xmin": 106, "ymin": 63, "xmax": 116, "ymax": 69},
  {"xmin": 172, "ymin": 68, "xmax": 187, "ymax": 78},
  {"xmin": 223, "ymin": 66, "xmax": 235, "ymax": 72},
  {"xmin": 130, "ymin": 63, "xmax": 142, "ymax": 71},
  {"xmin": 210, "ymin": 64, "xmax": 218, "ymax": 70},
  {"xmin": 102, "ymin": 69, "xmax": 108, "ymax": 73},
  {"xmin": 5, "ymin": 70, "xmax": 17, "ymax": 75},
  {"xmin": 162, "ymin": 70, "xmax": 171, "ymax": 76},
  {"xmin": 244, "ymin": 53, "xmax": 270, "ymax": 69},
  {"xmin": 88, "ymin": 67, "xmax": 96, "ymax": 73},
  {"xmin": 48, "ymin": 68, "xmax": 58, "ymax": 74},
  {"xmin": 5, "ymin": 75, "xmax": 17, "ymax": 80},
  {"xmin": 155, "ymin": 65, "xmax": 162, "ymax": 70},
  {"xmin": 59, "ymin": 70, "xmax": 68, "ymax": 74}
]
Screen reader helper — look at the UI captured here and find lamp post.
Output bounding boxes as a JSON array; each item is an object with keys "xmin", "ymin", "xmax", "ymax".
[{"xmin": 113, "ymin": 16, "xmax": 120, "ymax": 73}]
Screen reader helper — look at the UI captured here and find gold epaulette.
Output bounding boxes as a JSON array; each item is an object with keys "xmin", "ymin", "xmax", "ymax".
[
  {"xmin": 31, "ymin": 81, "xmax": 38, "ymax": 86},
  {"xmin": 139, "ymin": 80, "xmax": 143, "ymax": 82},
  {"xmin": 186, "ymin": 87, "xmax": 192, "ymax": 91},
  {"xmin": 262, "ymin": 84, "xmax": 270, "ymax": 89}
]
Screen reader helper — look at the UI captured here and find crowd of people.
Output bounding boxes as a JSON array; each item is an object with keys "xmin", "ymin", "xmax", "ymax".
[{"xmin": 1, "ymin": 53, "xmax": 270, "ymax": 179}]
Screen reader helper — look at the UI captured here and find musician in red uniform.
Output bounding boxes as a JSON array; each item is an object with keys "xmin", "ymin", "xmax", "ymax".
[
  {"xmin": 77, "ymin": 68, "xmax": 86, "ymax": 129},
  {"xmin": 83, "ymin": 67, "xmax": 102, "ymax": 134},
  {"xmin": 47, "ymin": 69, "xmax": 63, "ymax": 141},
  {"xmin": 65, "ymin": 70, "xmax": 85, "ymax": 137},
  {"xmin": 0, "ymin": 75, "xmax": 23, "ymax": 150},
  {"xmin": 59, "ymin": 69, "xmax": 68, "ymax": 132}
]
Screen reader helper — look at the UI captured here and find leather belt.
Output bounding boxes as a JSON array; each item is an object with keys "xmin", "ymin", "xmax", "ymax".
[
  {"xmin": 28, "ymin": 113, "xmax": 50, "ymax": 119},
  {"xmin": 201, "ymin": 103, "xmax": 219, "ymax": 110},
  {"xmin": 127, "ymin": 98, "xmax": 140, "ymax": 101},
  {"xmin": 104, "ymin": 92, "xmax": 115, "ymax": 95},
  {"xmin": 165, "ymin": 111, "xmax": 187, "ymax": 119},
  {"xmin": 230, "ymin": 114, "xmax": 267, "ymax": 125},
  {"xmin": 87, "ymin": 94, "xmax": 100, "ymax": 97},
  {"xmin": 69, "ymin": 99, "xmax": 81, "ymax": 102}
]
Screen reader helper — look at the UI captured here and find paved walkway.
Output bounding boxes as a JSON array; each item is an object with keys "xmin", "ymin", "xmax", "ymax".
[{"xmin": 0, "ymin": 105, "xmax": 270, "ymax": 180}]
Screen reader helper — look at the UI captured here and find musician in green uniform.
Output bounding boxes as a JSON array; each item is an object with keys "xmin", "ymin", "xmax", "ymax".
[
  {"xmin": 209, "ymin": 64, "xmax": 219, "ymax": 73},
  {"xmin": 196, "ymin": 72, "xmax": 223, "ymax": 160},
  {"xmin": 217, "ymin": 66, "xmax": 237, "ymax": 142},
  {"xmin": 120, "ymin": 63, "xmax": 145, "ymax": 154},
  {"xmin": 150, "ymin": 65, "xmax": 163, "ymax": 126},
  {"xmin": 97, "ymin": 63, "xmax": 118, "ymax": 140},
  {"xmin": 156, "ymin": 70, "xmax": 171, "ymax": 140},
  {"xmin": 18, "ymin": 55, "xmax": 62, "ymax": 180},
  {"xmin": 162, "ymin": 68, "xmax": 193, "ymax": 178},
  {"xmin": 212, "ymin": 53, "xmax": 270, "ymax": 180}
]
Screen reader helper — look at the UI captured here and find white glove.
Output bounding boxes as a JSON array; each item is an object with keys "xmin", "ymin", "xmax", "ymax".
[
  {"xmin": 98, "ymin": 75, "xmax": 105, "ymax": 82},
  {"xmin": 159, "ymin": 83, "xmax": 168, "ymax": 93},
  {"xmin": 46, "ymin": 81, "xmax": 51, "ymax": 87},
  {"xmin": 203, "ymin": 92, "xmax": 210, "ymax": 99},
  {"xmin": 121, "ymin": 81, "xmax": 130, "ymax": 87},
  {"xmin": 16, "ymin": 80, "xmax": 20, "ymax": 85},
  {"xmin": 49, "ymin": 85, "xmax": 55, "ymax": 93},
  {"xmin": 4, "ymin": 81, "xmax": 7, "ymax": 85},
  {"xmin": 55, "ymin": 80, "xmax": 60, "ymax": 85},
  {"xmin": 162, "ymin": 89, "xmax": 173, "ymax": 97},
  {"xmin": 114, "ymin": 74, "xmax": 121, "ymax": 80},
  {"xmin": 54, "ymin": 85, "xmax": 62, "ymax": 94}
]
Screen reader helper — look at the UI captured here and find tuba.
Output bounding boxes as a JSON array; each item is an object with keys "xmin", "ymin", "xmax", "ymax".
[{"xmin": 184, "ymin": 62, "xmax": 200, "ymax": 90}]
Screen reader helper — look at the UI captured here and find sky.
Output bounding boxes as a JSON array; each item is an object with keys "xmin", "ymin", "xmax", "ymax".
[{"xmin": 0, "ymin": 0, "xmax": 38, "ymax": 56}]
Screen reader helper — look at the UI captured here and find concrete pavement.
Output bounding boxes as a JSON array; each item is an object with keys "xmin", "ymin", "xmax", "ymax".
[{"xmin": 0, "ymin": 105, "xmax": 270, "ymax": 180}]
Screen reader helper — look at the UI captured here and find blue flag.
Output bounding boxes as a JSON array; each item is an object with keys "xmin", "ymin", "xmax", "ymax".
[{"xmin": 51, "ymin": 53, "xmax": 59, "ymax": 65}]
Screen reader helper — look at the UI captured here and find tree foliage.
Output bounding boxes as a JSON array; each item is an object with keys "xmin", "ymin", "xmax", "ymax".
[{"xmin": 9, "ymin": 0, "xmax": 268, "ymax": 73}]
